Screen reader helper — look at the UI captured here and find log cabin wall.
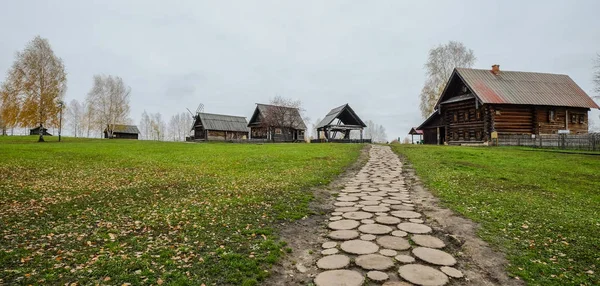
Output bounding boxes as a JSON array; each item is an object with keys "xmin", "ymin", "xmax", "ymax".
[
  {"xmin": 113, "ymin": 133, "xmax": 139, "ymax": 139},
  {"xmin": 483, "ymin": 105, "xmax": 494, "ymax": 141},
  {"xmin": 442, "ymin": 99, "xmax": 485, "ymax": 143},
  {"xmin": 422, "ymin": 128, "xmax": 438, "ymax": 144},
  {"xmin": 535, "ymin": 106, "xmax": 589, "ymax": 134},
  {"xmin": 206, "ymin": 130, "xmax": 248, "ymax": 140},
  {"xmin": 491, "ymin": 105, "xmax": 534, "ymax": 134},
  {"xmin": 194, "ymin": 125, "xmax": 206, "ymax": 139},
  {"xmin": 250, "ymin": 127, "xmax": 268, "ymax": 139}
]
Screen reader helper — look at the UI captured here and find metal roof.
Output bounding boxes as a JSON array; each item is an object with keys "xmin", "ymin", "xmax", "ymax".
[
  {"xmin": 196, "ymin": 113, "xmax": 249, "ymax": 132},
  {"xmin": 408, "ymin": 127, "xmax": 423, "ymax": 135},
  {"xmin": 451, "ymin": 68, "xmax": 599, "ymax": 109},
  {"xmin": 105, "ymin": 124, "xmax": 140, "ymax": 134},
  {"xmin": 316, "ymin": 104, "xmax": 367, "ymax": 129},
  {"xmin": 249, "ymin": 104, "xmax": 307, "ymax": 130}
]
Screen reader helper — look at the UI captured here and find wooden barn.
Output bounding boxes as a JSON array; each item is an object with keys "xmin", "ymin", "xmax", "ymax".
[
  {"xmin": 30, "ymin": 126, "xmax": 52, "ymax": 136},
  {"xmin": 314, "ymin": 104, "xmax": 368, "ymax": 142},
  {"xmin": 191, "ymin": 112, "xmax": 249, "ymax": 141},
  {"xmin": 103, "ymin": 124, "xmax": 140, "ymax": 139},
  {"xmin": 419, "ymin": 65, "xmax": 600, "ymax": 145},
  {"xmin": 247, "ymin": 104, "xmax": 306, "ymax": 142}
]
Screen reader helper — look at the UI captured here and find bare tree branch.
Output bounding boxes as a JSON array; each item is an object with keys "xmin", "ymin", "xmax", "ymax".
[
  {"xmin": 85, "ymin": 75, "xmax": 131, "ymax": 138},
  {"xmin": 419, "ymin": 41, "xmax": 476, "ymax": 118},
  {"xmin": 593, "ymin": 54, "xmax": 600, "ymax": 97},
  {"xmin": 259, "ymin": 96, "xmax": 306, "ymax": 141}
]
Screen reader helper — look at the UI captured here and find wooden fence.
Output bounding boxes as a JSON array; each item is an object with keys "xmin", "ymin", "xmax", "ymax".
[
  {"xmin": 495, "ymin": 133, "xmax": 600, "ymax": 151},
  {"xmin": 310, "ymin": 139, "xmax": 373, "ymax": 144}
]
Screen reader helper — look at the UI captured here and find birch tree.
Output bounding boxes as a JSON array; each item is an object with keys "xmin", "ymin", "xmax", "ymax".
[
  {"xmin": 150, "ymin": 112, "xmax": 166, "ymax": 141},
  {"xmin": 594, "ymin": 54, "xmax": 600, "ymax": 97},
  {"xmin": 311, "ymin": 117, "xmax": 322, "ymax": 139},
  {"xmin": 419, "ymin": 41, "xmax": 476, "ymax": 118},
  {"xmin": 168, "ymin": 112, "xmax": 192, "ymax": 141},
  {"xmin": 0, "ymin": 36, "xmax": 67, "ymax": 141},
  {"xmin": 0, "ymin": 86, "xmax": 20, "ymax": 135},
  {"xmin": 83, "ymin": 103, "xmax": 95, "ymax": 138},
  {"xmin": 360, "ymin": 120, "xmax": 388, "ymax": 143},
  {"xmin": 66, "ymin": 99, "xmax": 85, "ymax": 137},
  {"xmin": 0, "ymin": 93, "xmax": 5, "ymax": 135},
  {"xmin": 139, "ymin": 110, "xmax": 150, "ymax": 140},
  {"xmin": 85, "ymin": 75, "xmax": 131, "ymax": 138}
]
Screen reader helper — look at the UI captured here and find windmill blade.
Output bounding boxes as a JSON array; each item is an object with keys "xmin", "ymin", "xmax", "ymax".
[{"xmin": 196, "ymin": 103, "xmax": 204, "ymax": 114}]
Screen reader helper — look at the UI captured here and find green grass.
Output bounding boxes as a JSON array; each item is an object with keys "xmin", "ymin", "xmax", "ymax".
[
  {"xmin": 391, "ymin": 145, "xmax": 600, "ymax": 286},
  {"xmin": 0, "ymin": 136, "xmax": 362, "ymax": 285}
]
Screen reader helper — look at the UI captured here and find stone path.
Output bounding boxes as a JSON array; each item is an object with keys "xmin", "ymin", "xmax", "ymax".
[{"xmin": 314, "ymin": 146, "xmax": 462, "ymax": 286}]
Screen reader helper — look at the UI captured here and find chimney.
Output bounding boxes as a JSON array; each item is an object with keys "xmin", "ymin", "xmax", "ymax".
[{"xmin": 491, "ymin": 64, "xmax": 500, "ymax": 75}]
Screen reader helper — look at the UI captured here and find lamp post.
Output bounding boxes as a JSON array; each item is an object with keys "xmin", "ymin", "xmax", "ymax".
[{"xmin": 58, "ymin": 101, "xmax": 64, "ymax": 142}]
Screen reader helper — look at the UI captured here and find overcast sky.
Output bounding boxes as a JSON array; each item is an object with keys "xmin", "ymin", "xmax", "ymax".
[{"xmin": 1, "ymin": 0, "xmax": 599, "ymax": 139}]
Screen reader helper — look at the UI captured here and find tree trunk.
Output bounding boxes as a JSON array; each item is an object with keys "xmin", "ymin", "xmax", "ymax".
[{"xmin": 38, "ymin": 123, "xmax": 45, "ymax": 142}]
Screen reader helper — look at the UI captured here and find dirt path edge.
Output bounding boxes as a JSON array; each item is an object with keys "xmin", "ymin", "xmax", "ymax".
[
  {"xmin": 399, "ymin": 155, "xmax": 524, "ymax": 286},
  {"xmin": 263, "ymin": 144, "xmax": 371, "ymax": 286}
]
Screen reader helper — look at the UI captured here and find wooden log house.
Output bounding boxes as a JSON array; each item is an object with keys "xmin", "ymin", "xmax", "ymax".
[
  {"xmin": 191, "ymin": 112, "xmax": 249, "ymax": 141},
  {"xmin": 419, "ymin": 65, "xmax": 600, "ymax": 145},
  {"xmin": 247, "ymin": 103, "xmax": 306, "ymax": 142}
]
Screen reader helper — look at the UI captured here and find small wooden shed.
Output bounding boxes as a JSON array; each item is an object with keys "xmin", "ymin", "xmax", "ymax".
[
  {"xmin": 104, "ymin": 124, "xmax": 140, "ymax": 139},
  {"xmin": 30, "ymin": 127, "xmax": 52, "ymax": 136},
  {"xmin": 408, "ymin": 127, "xmax": 423, "ymax": 144}
]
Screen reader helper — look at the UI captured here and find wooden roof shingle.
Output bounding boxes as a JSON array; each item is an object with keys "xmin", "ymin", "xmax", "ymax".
[
  {"xmin": 105, "ymin": 124, "xmax": 140, "ymax": 134},
  {"xmin": 316, "ymin": 104, "xmax": 366, "ymax": 129},
  {"xmin": 195, "ymin": 113, "xmax": 249, "ymax": 132}
]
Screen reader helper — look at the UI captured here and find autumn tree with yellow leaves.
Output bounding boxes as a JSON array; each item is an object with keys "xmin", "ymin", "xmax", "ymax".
[{"xmin": 0, "ymin": 36, "xmax": 67, "ymax": 141}]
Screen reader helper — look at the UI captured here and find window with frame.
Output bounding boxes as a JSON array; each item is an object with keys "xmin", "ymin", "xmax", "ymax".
[
  {"xmin": 571, "ymin": 114, "xmax": 577, "ymax": 124},
  {"xmin": 453, "ymin": 112, "xmax": 458, "ymax": 123},
  {"xmin": 548, "ymin": 109, "xmax": 556, "ymax": 123},
  {"xmin": 464, "ymin": 111, "xmax": 469, "ymax": 122},
  {"xmin": 476, "ymin": 110, "xmax": 481, "ymax": 120},
  {"xmin": 274, "ymin": 128, "xmax": 282, "ymax": 135},
  {"xmin": 579, "ymin": 114, "xmax": 585, "ymax": 124}
]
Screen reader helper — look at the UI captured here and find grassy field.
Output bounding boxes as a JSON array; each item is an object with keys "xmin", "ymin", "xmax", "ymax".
[
  {"xmin": 391, "ymin": 145, "xmax": 600, "ymax": 286},
  {"xmin": 0, "ymin": 136, "xmax": 362, "ymax": 285}
]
